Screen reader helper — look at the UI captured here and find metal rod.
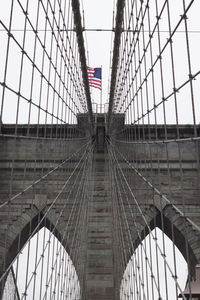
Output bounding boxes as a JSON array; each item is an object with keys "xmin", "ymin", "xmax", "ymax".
[
  {"xmin": 107, "ymin": 0, "xmax": 125, "ymax": 129},
  {"xmin": 1, "ymin": 29, "xmax": 200, "ymax": 33},
  {"xmin": 71, "ymin": 0, "xmax": 94, "ymax": 132}
]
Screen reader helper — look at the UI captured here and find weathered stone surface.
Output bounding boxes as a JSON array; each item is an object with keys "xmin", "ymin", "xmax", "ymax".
[
  {"xmin": 0, "ymin": 120, "xmax": 200, "ymax": 299},
  {"xmin": 86, "ymin": 146, "xmax": 114, "ymax": 299}
]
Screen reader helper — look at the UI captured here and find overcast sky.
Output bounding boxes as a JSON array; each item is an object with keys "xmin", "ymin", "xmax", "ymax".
[
  {"xmin": 80, "ymin": 0, "xmax": 115, "ymax": 111},
  {"xmin": 1, "ymin": 0, "xmax": 200, "ymax": 123},
  {"xmin": 81, "ymin": 0, "xmax": 200, "ymax": 123}
]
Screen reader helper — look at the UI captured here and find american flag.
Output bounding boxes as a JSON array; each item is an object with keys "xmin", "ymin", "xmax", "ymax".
[{"xmin": 87, "ymin": 67, "xmax": 102, "ymax": 90}]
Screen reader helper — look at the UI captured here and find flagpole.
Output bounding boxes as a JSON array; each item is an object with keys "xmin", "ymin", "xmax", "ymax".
[{"xmin": 100, "ymin": 65, "xmax": 102, "ymax": 113}]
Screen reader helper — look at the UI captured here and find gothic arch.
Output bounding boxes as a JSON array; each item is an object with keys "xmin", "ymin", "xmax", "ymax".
[
  {"xmin": 0, "ymin": 208, "xmax": 79, "ymax": 299},
  {"xmin": 127, "ymin": 205, "xmax": 198, "ymax": 278}
]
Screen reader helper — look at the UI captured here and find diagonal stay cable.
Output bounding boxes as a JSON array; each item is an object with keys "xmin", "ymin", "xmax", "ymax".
[
  {"xmin": 108, "ymin": 141, "xmax": 187, "ymax": 299},
  {"xmin": 109, "ymin": 143, "xmax": 164, "ymax": 299},
  {"xmin": 45, "ymin": 145, "xmax": 92, "ymax": 296},
  {"xmin": 111, "ymin": 155, "xmax": 149, "ymax": 300},
  {"xmin": 46, "ymin": 156, "xmax": 89, "ymax": 300},
  {"xmin": 0, "ymin": 141, "xmax": 93, "ymax": 285},
  {"xmin": 107, "ymin": 0, "xmax": 125, "ymax": 128},
  {"xmin": 0, "ymin": 140, "xmax": 90, "ymax": 209},
  {"xmin": 71, "ymin": 0, "xmax": 94, "ymax": 130},
  {"xmin": 109, "ymin": 139, "xmax": 200, "ymax": 233},
  {"xmin": 0, "ymin": 134, "xmax": 86, "ymax": 141},
  {"xmin": 46, "ymin": 143, "xmax": 92, "ymax": 299},
  {"xmin": 0, "ymin": 14, "xmax": 84, "ymax": 120},
  {"xmin": 21, "ymin": 143, "xmax": 93, "ymax": 299},
  {"xmin": 113, "ymin": 136, "xmax": 200, "ymax": 145},
  {"xmin": 114, "ymin": 0, "xmax": 196, "ymax": 116}
]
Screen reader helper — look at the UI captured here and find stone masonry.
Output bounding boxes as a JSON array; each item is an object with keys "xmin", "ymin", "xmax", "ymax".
[{"xmin": 0, "ymin": 115, "xmax": 200, "ymax": 299}]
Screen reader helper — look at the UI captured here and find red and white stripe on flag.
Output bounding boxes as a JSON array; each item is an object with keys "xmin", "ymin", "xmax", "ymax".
[{"xmin": 87, "ymin": 67, "xmax": 102, "ymax": 90}]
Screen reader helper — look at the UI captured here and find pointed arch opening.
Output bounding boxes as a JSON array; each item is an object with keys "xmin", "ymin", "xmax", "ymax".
[
  {"xmin": 2, "ymin": 227, "xmax": 81, "ymax": 300},
  {"xmin": 120, "ymin": 227, "xmax": 188, "ymax": 300}
]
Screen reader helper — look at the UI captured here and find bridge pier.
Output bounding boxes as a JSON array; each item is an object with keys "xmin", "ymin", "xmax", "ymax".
[
  {"xmin": 86, "ymin": 148, "xmax": 114, "ymax": 299},
  {"xmin": 86, "ymin": 114, "xmax": 115, "ymax": 299}
]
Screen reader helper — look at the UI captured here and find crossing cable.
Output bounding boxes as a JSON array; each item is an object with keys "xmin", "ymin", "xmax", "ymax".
[
  {"xmin": 111, "ymin": 0, "xmax": 199, "ymax": 138},
  {"xmin": 2, "ymin": 29, "xmax": 200, "ymax": 33},
  {"xmin": 114, "ymin": 163, "xmax": 157, "ymax": 300},
  {"xmin": 46, "ymin": 142, "xmax": 92, "ymax": 296},
  {"xmin": 1, "ymin": 146, "xmax": 87, "ymax": 296},
  {"xmin": 59, "ymin": 144, "xmax": 91, "ymax": 298},
  {"xmin": 41, "ymin": 0, "xmax": 87, "ymax": 115},
  {"xmin": 107, "ymin": 0, "xmax": 125, "ymax": 128},
  {"xmin": 0, "ymin": 141, "xmax": 93, "ymax": 289},
  {"xmin": 108, "ymin": 3, "xmax": 198, "ymax": 294},
  {"xmin": 71, "ymin": 0, "xmax": 94, "ymax": 131},
  {"xmin": 0, "ymin": 22, "xmax": 80, "ymax": 122},
  {"xmin": 113, "ymin": 0, "xmax": 138, "ymax": 118},
  {"xmin": 0, "ymin": 140, "xmax": 90, "ymax": 209},
  {"xmin": 109, "ymin": 142, "xmax": 167, "ymax": 299},
  {"xmin": 21, "ymin": 145, "xmax": 91, "ymax": 299},
  {"xmin": 108, "ymin": 139, "xmax": 187, "ymax": 299},
  {"xmin": 45, "ymin": 150, "xmax": 90, "ymax": 297},
  {"xmin": 7, "ymin": 142, "xmax": 92, "ymax": 283},
  {"xmin": 110, "ymin": 139, "xmax": 200, "ymax": 233},
  {"xmin": 107, "ymin": 0, "xmax": 116, "ymax": 107},
  {"xmin": 48, "ymin": 174, "xmax": 87, "ymax": 300},
  {"xmin": 111, "ymin": 135, "xmax": 200, "ymax": 145},
  {"xmin": 121, "ymin": 0, "xmax": 199, "ymax": 292},
  {"xmin": 3, "ymin": 144, "xmax": 90, "ymax": 298},
  {"xmin": 0, "ymin": 0, "xmax": 88, "ymax": 136},
  {"xmin": 111, "ymin": 134, "xmax": 157, "ymax": 299},
  {"xmin": 108, "ymin": 2, "xmax": 200, "ymax": 296},
  {"xmin": 111, "ymin": 158, "xmax": 150, "ymax": 300}
]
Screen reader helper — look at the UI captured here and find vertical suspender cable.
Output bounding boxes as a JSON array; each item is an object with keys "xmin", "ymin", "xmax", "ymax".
[
  {"xmin": 71, "ymin": 0, "xmax": 94, "ymax": 133},
  {"xmin": 107, "ymin": 0, "xmax": 125, "ymax": 129}
]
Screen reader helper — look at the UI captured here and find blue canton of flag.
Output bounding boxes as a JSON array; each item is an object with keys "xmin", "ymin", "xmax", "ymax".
[
  {"xmin": 94, "ymin": 68, "xmax": 101, "ymax": 79},
  {"xmin": 87, "ymin": 67, "xmax": 102, "ymax": 90}
]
